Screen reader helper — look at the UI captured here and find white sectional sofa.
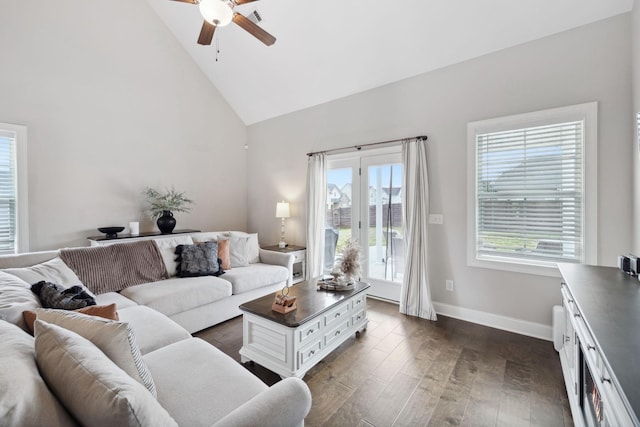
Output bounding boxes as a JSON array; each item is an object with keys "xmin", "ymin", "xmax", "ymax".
[{"xmin": 0, "ymin": 231, "xmax": 312, "ymax": 426}]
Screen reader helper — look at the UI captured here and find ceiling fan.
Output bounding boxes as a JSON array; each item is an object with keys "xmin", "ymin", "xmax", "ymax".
[{"xmin": 170, "ymin": 0, "xmax": 276, "ymax": 47}]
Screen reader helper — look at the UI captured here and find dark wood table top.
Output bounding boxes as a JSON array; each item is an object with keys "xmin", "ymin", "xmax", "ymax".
[
  {"xmin": 558, "ymin": 263, "xmax": 640, "ymax": 425},
  {"xmin": 88, "ymin": 229, "xmax": 200, "ymax": 241},
  {"xmin": 239, "ymin": 281, "xmax": 370, "ymax": 327}
]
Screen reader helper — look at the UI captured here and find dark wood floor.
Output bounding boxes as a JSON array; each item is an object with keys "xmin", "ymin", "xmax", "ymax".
[{"xmin": 194, "ymin": 298, "xmax": 572, "ymax": 427}]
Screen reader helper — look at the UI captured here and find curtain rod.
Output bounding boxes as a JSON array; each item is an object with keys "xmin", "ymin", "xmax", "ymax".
[{"xmin": 306, "ymin": 135, "xmax": 428, "ymax": 157}]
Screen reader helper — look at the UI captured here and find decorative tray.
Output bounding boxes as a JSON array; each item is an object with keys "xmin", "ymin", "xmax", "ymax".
[{"xmin": 317, "ymin": 279, "xmax": 355, "ymax": 292}]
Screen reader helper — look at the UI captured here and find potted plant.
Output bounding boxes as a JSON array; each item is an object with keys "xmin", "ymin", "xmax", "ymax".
[{"xmin": 143, "ymin": 187, "xmax": 193, "ymax": 234}]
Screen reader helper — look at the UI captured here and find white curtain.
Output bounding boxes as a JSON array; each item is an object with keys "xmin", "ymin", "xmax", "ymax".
[
  {"xmin": 400, "ymin": 139, "xmax": 437, "ymax": 320},
  {"xmin": 306, "ymin": 153, "xmax": 327, "ymax": 280}
]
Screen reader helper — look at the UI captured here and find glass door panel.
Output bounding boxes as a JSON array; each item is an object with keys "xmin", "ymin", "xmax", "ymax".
[{"xmin": 325, "ymin": 160, "xmax": 359, "ymax": 275}]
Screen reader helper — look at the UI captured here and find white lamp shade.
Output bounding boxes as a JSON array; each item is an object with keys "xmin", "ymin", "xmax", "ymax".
[
  {"xmin": 276, "ymin": 202, "xmax": 290, "ymax": 218},
  {"xmin": 199, "ymin": 0, "xmax": 233, "ymax": 27}
]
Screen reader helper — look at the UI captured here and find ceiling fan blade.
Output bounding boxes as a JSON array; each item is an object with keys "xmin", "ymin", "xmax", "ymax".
[
  {"xmin": 197, "ymin": 20, "xmax": 216, "ymax": 45},
  {"xmin": 232, "ymin": 13, "xmax": 276, "ymax": 46},
  {"xmin": 169, "ymin": 0, "xmax": 198, "ymax": 3},
  {"xmin": 234, "ymin": 0, "xmax": 260, "ymax": 4}
]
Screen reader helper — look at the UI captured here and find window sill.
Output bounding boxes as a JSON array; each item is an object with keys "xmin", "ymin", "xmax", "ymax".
[{"xmin": 467, "ymin": 256, "xmax": 563, "ymax": 278}]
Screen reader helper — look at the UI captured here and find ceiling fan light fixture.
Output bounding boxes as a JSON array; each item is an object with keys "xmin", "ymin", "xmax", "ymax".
[{"xmin": 199, "ymin": 0, "xmax": 233, "ymax": 27}]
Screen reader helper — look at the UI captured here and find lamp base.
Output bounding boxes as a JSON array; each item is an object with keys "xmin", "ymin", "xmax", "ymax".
[{"xmin": 278, "ymin": 240, "xmax": 287, "ymax": 249}]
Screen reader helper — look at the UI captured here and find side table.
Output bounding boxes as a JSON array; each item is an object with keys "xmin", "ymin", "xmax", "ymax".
[{"xmin": 262, "ymin": 245, "xmax": 306, "ymax": 284}]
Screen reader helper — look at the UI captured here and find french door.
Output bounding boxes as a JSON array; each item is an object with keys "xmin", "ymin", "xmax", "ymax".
[{"xmin": 326, "ymin": 149, "xmax": 404, "ymax": 301}]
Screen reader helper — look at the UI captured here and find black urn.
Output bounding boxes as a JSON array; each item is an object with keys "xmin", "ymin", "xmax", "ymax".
[{"xmin": 156, "ymin": 211, "xmax": 176, "ymax": 234}]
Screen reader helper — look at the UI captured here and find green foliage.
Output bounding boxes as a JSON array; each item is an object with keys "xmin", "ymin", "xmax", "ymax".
[{"xmin": 143, "ymin": 186, "xmax": 193, "ymax": 220}]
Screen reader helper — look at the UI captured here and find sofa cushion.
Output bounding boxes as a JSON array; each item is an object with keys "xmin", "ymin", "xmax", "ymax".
[
  {"xmin": 229, "ymin": 231, "xmax": 260, "ymax": 264},
  {"xmin": 34, "ymin": 320, "xmax": 177, "ymax": 427},
  {"xmin": 31, "ymin": 309, "xmax": 156, "ymax": 396},
  {"xmin": 3, "ymin": 256, "xmax": 90, "ymax": 293},
  {"xmin": 23, "ymin": 303, "xmax": 119, "ymax": 334},
  {"xmin": 153, "ymin": 236, "xmax": 194, "ymax": 277},
  {"xmin": 120, "ymin": 276, "xmax": 232, "ymax": 317},
  {"xmin": 94, "ymin": 291, "xmax": 138, "ymax": 309},
  {"xmin": 118, "ymin": 306, "xmax": 191, "ymax": 355},
  {"xmin": 144, "ymin": 338, "xmax": 267, "ymax": 426},
  {"xmin": 0, "ymin": 320, "xmax": 77, "ymax": 426},
  {"xmin": 228, "ymin": 235, "xmax": 249, "ymax": 267},
  {"xmin": 0, "ymin": 271, "xmax": 41, "ymax": 330},
  {"xmin": 222, "ymin": 263, "xmax": 289, "ymax": 294},
  {"xmin": 175, "ymin": 242, "xmax": 223, "ymax": 277},
  {"xmin": 190, "ymin": 231, "xmax": 227, "ymax": 242}
]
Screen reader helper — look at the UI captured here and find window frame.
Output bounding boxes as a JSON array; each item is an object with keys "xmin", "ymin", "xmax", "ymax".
[
  {"xmin": 466, "ymin": 102, "xmax": 597, "ymax": 277},
  {"xmin": 0, "ymin": 122, "xmax": 29, "ymax": 254}
]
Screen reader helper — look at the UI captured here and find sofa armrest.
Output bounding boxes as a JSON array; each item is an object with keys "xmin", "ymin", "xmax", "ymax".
[
  {"xmin": 211, "ymin": 377, "xmax": 311, "ymax": 427},
  {"xmin": 259, "ymin": 249, "xmax": 294, "ymax": 285}
]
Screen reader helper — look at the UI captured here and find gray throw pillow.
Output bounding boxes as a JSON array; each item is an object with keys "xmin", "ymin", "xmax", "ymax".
[
  {"xmin": 31, "ymin": 281, "xmax": 96, "ymax": 310},
  {"xmin": 175, "ymin": 243, "xmax": 224, "ymax": 278}
]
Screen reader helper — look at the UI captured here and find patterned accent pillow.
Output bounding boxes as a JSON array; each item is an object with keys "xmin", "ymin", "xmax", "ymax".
[
  {"xmin": 175, "ymin": 243, "xmax": 224, "ymax": 278},
  {"xmin": 31, "ymin": 281, "xmax": 96, "ymax": 310}
]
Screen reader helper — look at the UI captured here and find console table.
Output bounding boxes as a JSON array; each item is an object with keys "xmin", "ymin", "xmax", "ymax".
[
  {"xmin": 558, "ymin": 263, "xmax": 639, "ymax": 426},
  {"xmin": 239, "ymin": 281, "xmax": 369, "ymax": 379},
  {"xmin": 88, "ymin": 229, "xmax": 200, "ymax": 246}
]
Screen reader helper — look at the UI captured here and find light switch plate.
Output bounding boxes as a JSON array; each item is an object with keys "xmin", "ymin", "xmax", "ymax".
[{"xmin": 429, "ymin": 214, "xmax": 443, "ymax": 224}]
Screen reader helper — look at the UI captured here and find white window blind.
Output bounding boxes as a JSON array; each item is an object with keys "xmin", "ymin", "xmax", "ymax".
[
  {"xmin": 0, "ymin": 130, "xmax": 18, "ymax": 254},
  {"xmin": 475, "ymin": 121, "xmax": 584, "ymax": 264}
]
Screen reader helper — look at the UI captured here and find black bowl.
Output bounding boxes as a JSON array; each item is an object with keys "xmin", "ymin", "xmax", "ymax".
[{"xmin": 98, "ymin": 226, "xmax": 125, "ymax": 238}]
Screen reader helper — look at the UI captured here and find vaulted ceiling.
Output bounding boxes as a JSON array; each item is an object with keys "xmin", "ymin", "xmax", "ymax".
[{"xmin": 146, "ymin": 0, "xmax": 633, "ymax": 125}]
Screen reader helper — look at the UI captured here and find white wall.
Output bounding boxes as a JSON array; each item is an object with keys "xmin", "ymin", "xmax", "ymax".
[
  {"xmin": 0, "ymin": 0, "xmax": 248, "ymax": 251},
  {"xmin": 247, "ymin": 14, "xmax": 633, "ymax": 327},
  {"xmin": 633, "ymin": 0, "xmax": 640, "ymax": 253}
]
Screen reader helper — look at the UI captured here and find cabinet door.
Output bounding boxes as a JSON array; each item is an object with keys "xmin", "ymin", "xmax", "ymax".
[{"xmin": 563, "ymin": 296, "xmax": 578, "ymax": 397}]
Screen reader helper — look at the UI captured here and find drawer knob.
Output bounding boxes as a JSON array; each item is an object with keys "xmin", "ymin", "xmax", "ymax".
[
  {"xmin": 587, "ymin": 344, "xmax": 596, "ymax": 351},
  {"xmin": 356, "ymin": 316, "xmax": 361, "ymax": 321},
  {"xmin": 600, "ymin": 376, "xmax": 611, "ymax": 384},
  {"xmin": 335, "ymin": 312, "xmax": 341, "ymax": 318},
  {"xmin": 356, "ymin": 300, "xmax": 361, "ymax": 304},
  {"xmin": 308, "ymin": 350, "xmax": 315, "ymax": 356},
  {"xmin": 564, "ymin": 335, "xmax": 571, "ymax": 343},
  {"xmin": 574, "ymin": 313, "xmax": 581, "ymax": 318},
  {"xmin": 307, "ymin": 329, "xmax": 314, "ymax": 335},
  {"xmin": 335, "ymin": 330, "xmax": 341, "ymax": 336}
]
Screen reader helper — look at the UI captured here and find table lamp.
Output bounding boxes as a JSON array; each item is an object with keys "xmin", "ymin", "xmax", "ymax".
[{"xmin": 275, "ymin": 201, "xmax": 290, "ymax": 249}]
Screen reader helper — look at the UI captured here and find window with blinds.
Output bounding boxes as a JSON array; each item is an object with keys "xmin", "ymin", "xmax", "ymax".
[
  {"xmin": 0, "ymin": 129, "xmax": 19, "ymax": 254},
  {"xmin": 475, "ymin": 122, "xmax": 583, "ymax": 264},
  {"xmin": 467, "ymin": 103, "xmax": 597, "ymax": 274}
]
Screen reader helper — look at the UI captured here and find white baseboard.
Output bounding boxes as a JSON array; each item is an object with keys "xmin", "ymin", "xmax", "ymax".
[{"xmin": 432, "ymin": 302, "xmax": 552, "ymax": 341}]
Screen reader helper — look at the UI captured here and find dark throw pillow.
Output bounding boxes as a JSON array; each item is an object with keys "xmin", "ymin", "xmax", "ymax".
[
  {"xmin": 31, "ymin": 281, "xmax": 97, "ymax": 310},
  {"xmin": 175, "ymin": 242, "xmax": 225, "ymax": 278}
]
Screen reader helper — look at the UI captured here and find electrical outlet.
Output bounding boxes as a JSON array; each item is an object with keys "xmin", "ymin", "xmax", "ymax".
[{"xmin": 445, "ymin": 280, "xmax": 454, "ymax": 291}]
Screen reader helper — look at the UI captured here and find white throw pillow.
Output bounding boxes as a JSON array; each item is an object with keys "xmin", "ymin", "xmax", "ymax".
[
  {"xmin": 153, "ymin": 236, "xmax": 194, "ymax": 277},
  {"xmin": 4, "ymin": 257, "xmax": 96, "ymax": 298},
  {"xmin": 32, "ymin": 308, "xmax": 156, "ymax": 396},
  {"xmin": 229, "ymin": 231, "xmax": 260, "ymax": 264},
  {"xmin": 0, "ymin": 271, "xmax": 41, "ymax": 331},
  {"xmin": 0, "ymin": 320, "xmax": 76, "ymax": 426},
  {"xmin": 34, "ymin": 320, "xmax": 177, "ymax": 427},
  {"xmin": 228, "ymin": 235, "xmax": 250, "ymax": 267}
]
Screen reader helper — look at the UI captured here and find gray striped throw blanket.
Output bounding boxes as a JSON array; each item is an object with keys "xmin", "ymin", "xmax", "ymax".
[{"xmin": 60, "ymin": 241, "xmax": 168, "ymax": 295}]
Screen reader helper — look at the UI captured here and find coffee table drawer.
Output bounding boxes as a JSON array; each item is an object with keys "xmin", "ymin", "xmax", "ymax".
[
  {"xmin": 324, "ymin": 320, "xmax": 350, "ymax": 347},
  {"xmin": 298, "ymin": 319, "xmax": 321, "ymax": 345},
  {"xmin": 352, "ymin": 293, "xmax": 366, "ymax": 310},
  {"xmin": 352, "ymin": 308, "xmax": 366, "ymax": 326},
  {"xmin": 298, "ymin": 339, "xmax": 322, "ymax": 368},
  {"xmin": 324, "ymin": 304, "xmax": 349, "ymax": 328}
]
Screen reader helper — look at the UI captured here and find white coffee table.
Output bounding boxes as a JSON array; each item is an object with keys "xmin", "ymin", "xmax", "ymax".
[{"xmin": 239, "ymin": 281, "xmax": 369, "ymax": 379}]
